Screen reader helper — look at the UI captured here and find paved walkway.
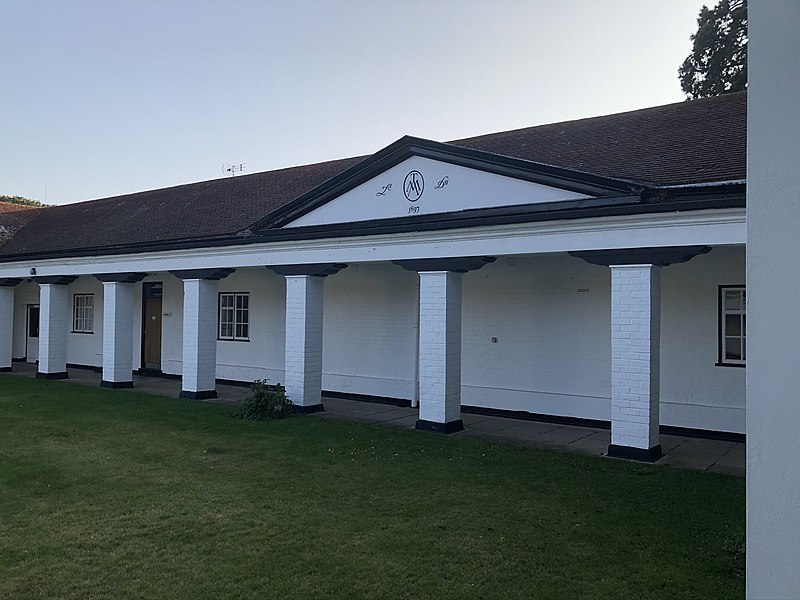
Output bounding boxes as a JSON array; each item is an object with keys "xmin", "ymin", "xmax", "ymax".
[{"xmin": 7, "ymin": 363, "xmax": 744, "ymax": 476}]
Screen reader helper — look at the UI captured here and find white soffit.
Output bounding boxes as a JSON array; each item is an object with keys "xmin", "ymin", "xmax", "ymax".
[{"xmin": 285, "ymin": 156, "xmax": 592, "ymax": 228}]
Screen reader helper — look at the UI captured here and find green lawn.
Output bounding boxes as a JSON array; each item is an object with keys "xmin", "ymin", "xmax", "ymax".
[{"xmin": 0, "ymin": 375, "xmax": 744, "ymax": 599}]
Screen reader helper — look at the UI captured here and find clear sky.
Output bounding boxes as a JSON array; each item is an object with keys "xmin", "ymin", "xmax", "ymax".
[{"xmin": 1, "ymin": 0, "xmax": 704, "ymax": 206}]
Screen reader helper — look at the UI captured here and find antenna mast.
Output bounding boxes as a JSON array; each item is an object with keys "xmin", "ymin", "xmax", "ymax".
[{"xmin": 222, "ymin": 163, "xmax": 246, "ymax": 177}]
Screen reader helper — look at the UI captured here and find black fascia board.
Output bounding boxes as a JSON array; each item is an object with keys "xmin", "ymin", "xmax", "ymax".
[
  {"xmin": 249, "ymin": 136, "xmax": 642, "ymax": 230},
  {"xmin": 0, "ymin": 189, "xmax": 744, "ymax": 264},
  {"xmin": 642, "ymin": 182, "xmax": 746, "ymax": 203}
]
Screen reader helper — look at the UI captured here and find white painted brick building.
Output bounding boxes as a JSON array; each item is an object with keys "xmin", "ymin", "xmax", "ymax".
[{"xmin": 0, "ymin": 93, "xmax": 748, "ymax": 460}]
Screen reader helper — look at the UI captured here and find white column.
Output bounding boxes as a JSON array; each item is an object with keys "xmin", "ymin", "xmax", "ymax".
[
  {"xmin": 284, "ymin": 275, "xmax": 325, "ymax": 411},
  {"xmin": 180, "ymin": 278, "xmax": 219, "ymax": 399},
  {"xmin": 0, "ymin": 286, "xmax": 13, "ymax": 372},
  {"xmin": 608, "ymin": 264, "xmax": 662, "ymax": 461},
  {"xmin": 417, "ymin": 271, "xmax": 464, "ymax": 433},
  {"xmin": 748, "ymin": 3, "xmax": 800, "ymax": 595},
  {"xmin": 101, "ymin": 282, "xmax": 135, "ymax": 388},
  {"xmin": 37, "ymin": 283, "xmax": 70, "ymax": 379}
]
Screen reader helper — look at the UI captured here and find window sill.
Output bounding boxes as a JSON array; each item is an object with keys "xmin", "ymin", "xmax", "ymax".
[
  {"xmin": 71, "ymin": 331, "xmax": 94, "ymax": 335},
  {"xmin": 715, "ymin": 361, "xmax": 746, "ymax": 368},
  {"xmin": 217, "ymin": 338, "xmax": 250, "ymax": 343}
]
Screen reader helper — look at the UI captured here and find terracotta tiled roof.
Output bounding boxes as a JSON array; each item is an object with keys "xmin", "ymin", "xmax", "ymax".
[
  {"xmin": 452, "ymin": 92, "xmax": 746, "ymax": 186},
  {"xmin": 0, "ymin": 156, "xmax": 364, "ymax": 257},
  {"xmin": 0, "ymin": 92, "xmax": 746, "ymax": 258},
  {"xmin": 0, "ymin": 204, "xmax": 43, "ymax": 249}
]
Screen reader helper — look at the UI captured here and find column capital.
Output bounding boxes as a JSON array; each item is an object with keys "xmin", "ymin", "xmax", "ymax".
[
  {"xmin": 267, "ymin": 263, "xmax": 347, "ymax": 277},
  {"xmin": 169, "ymin": 268, "xmax": 235, "ymax": 281},
  {"xmin": 95, "ymin": 272, "xmax": 148, "ymax": 284},
  {"xmin": 33, "ymin": 275, "xmax": 78, "ymax": 285},
  {"xmin": 569, "ymin": 246, "xmax": 710, "ymax": 267},
  {"xmin": 393, "ymin": 256, "xmax": 495, "ymax": 273}
]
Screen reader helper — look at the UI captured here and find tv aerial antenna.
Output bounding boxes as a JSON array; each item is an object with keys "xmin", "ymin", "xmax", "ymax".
[{"xmin": 222, "ymin": 163, "xmax": 246, "ymax": 177}]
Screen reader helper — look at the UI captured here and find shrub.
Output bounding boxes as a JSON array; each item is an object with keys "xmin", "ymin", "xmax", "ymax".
[{"xmin": 235, "ymin": 380, "xmax": 293, "ymax": 421}]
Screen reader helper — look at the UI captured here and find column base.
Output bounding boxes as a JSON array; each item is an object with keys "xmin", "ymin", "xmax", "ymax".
[
  {"xmin": 415, "ymin": 419, "xmax": 465, "ymax": 434},
  {"xmin": 36, "ymin": 371, "xmax": 69, "ymax": 380},
  {"xmin": 0, "ymin": 366, "xmax": 12, "ymax": 373},
  {"xmin": 291, "ymin": 403, "xmax": 325, "ymax": 414},
  {"xmin": 607, "ymin": 444, "xmax": 663, "ymax": 463},
  {"xmin": 100, "ymin": 380, "xmax": 134, "ymax": 389},
  {"xmin": 179, "ymin": 390, "xmax": 218, "ymax": 400}
]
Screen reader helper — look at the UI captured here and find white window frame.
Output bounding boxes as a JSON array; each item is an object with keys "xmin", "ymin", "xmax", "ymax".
[
  {"xmin": 72, "ymin": 293, "xmax": 94, "ymax": 334},
  {"xmin": 218, "ymin": 292, "xmax": 249, "ymax": 341},
  {"xmin": 718, "ymin": 285, "xmax": 746, "ymax": 366}
]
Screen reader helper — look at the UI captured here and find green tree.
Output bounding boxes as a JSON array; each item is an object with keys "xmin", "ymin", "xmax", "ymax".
[
  {"xmin": 0, "ymin": 195, "xmax": 48, "ymax": 207},
  {"xmin": 679, "ymin": 0, "xmax": 748, "ymax": 100}
]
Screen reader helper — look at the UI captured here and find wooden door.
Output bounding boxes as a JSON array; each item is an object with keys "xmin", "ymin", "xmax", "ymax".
[{"xmin": 143, "ymin": 296, "xmax": 162, "ymax": 370}]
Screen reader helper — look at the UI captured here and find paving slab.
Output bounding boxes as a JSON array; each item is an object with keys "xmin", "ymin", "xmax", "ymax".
[
  {"xmin": 566, "ymin": 431, "xmax": 611, "ymax": 454},
  {"xmin": 461, "ymin": 414, "xmax": 492, "ymax": 426},
  {"xmin": 461, "ymin": 416, "xmax": 521, "ymax": 434},
  {"xmin": 534, "ymin": 425, "xmax": 599, "ymax": 445},
  {"xmin": 658, "ymin": 434, "xmax": 687, "ymax": 453}
]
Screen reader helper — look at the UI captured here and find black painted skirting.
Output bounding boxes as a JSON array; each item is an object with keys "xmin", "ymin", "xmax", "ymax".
[
  {"xmin": 216, "ymin": 378, "xmax": 252, "ymax": 389},
  {"xmin": 66, "ymin": 363, "xmax": 102, "ymax": 373},
  {"xmin": 607, "ymin": 444, "xmax": 663, "ymax": 463},
  {"xmin": 100, "ymin": 380, "xmax": 134, "ymax": 389},
  {"xmin": 415, "ymin": 419, "xmax": 465, "ymax": 434},
  {"xmin": 36, "ymin": 371, "xmax": 69, "ymax": 380},
  {"xmin": 0, "ymin": 366, "xmax": 12, "ymax": 373},
  {"xmin": 323, "ymin": 390, "xmax": 411, "ymax": 408},
  {"xmin": 660, "ymin": 425, "xmax": 745, "ymax": 443},
  {"xmin": 291, "ymin": 403, "xmax": 325, "ymax": 414},
  {"xmin": 179, "ymin": 390, "xmax": 218, "ymax": 400},
  {"xmin": 463, "ymin": 404, "xmax": 609, "ymax": 430},
  {"xmin": 321, "ymin": 391, "xmax": 745, "ymax": 442}
]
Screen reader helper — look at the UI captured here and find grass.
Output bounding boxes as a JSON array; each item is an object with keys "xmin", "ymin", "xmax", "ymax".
[{"xmin": 0, "ymin": 375, "xmax": 744, "ymax": 599}]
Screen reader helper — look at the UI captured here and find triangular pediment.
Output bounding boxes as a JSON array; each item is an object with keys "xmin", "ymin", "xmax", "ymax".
[{"xmin": 252, "ymin": 137, "xmax": 636, "ymax": 231}]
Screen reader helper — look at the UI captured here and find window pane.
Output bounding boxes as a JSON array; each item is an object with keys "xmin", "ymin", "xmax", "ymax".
[
  {"xmin": 724, "ymin": 290, "xmax": 741, "ymax": 311},
  {"xmin": 725, "ymin": 314, "xmax": 741, "ymax": 336},
  {"xmin": 725, "ymin": 337, "xmax": 742, "ymax": 360},
  {"xmin": 86, "ymin": 296, "xmax": 93, "ymax": 308},
  {"xmin": 240, "ymin": 324, "xmax": 248, "ymax": 339}
]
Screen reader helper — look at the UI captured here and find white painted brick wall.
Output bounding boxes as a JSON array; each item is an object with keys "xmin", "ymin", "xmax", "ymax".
[
  {"xmin": 418, "ymin": 271, "xmax": 463, "ymax": 424},
  {"xmin": 0, "ymin": 287, "xmax": 13, "ymax": 369},
  {"xmin": 181, "ymin": 278, "xmax": 218, "ymax": 393},
  {"xmin": 38, "ymin": 284, "xmax": 69, "ymax": 374},
  {"xmin": 284, "ymin": 275, "xmax": 325, "ymax": 407},
  {"xmin": 66, "ymin": 277, "xmax": 104, "ymax": 368},
  {"xmin": 102, "ymin": 282, "xmax": 135, "ymax": 383},
  {"xmin": 610, "ymin": 264, "xmax": 661, "ymax": 449}
]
